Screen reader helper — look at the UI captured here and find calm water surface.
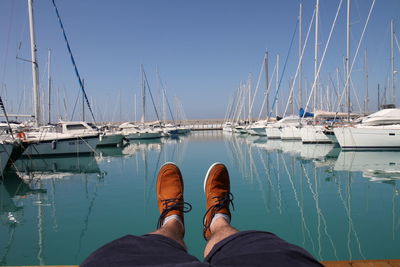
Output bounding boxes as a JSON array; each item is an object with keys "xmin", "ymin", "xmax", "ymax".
[{"xmin": 0, "ymin": 131, "xmax": 399, "ymax": 265}]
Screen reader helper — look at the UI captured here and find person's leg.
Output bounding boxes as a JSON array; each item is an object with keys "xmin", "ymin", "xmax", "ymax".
[
  {"xmin": 202, "ymin": 163, "xmax": 322, "ymax": 266},
  {"xmin": 81, "ymin": 162, "xmax": 202, "ymax": 267},
  {"xmin": 203, "ymin": 216, "xmax": 238, "ymax": 257},
  {"xmin": 149, "ymin": 215, "xmax": 185, "ymax": 248},
  {"xmin": 202, "ymin": 162, "xmax": 236, "ymax": 257}
]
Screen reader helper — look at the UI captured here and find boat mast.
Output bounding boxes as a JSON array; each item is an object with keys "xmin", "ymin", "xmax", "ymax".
[
  {"xmin": 299, "ymin": 3, "xmax": 303, "ymax": 110},
  {"xmin": 391, "ymin": 19, "xmax": 395, "ymax": 105},
  {"xmin": 28, "ymin": 0, "xmax": 41, "ymax": 127},
  {"xmin": 364, "ymin": 48, "xmax": 369, "ymax": 113},
  {"xmin": 248, "ymin": 72, "xmax": 252, "ymax": 123},
  {"xmin": 314, "ymin": 0, "xmax": 319, "ymax": 114},
  {"xmin": 141, "ymin": 64, "xmax": 145, "ymax": 126},
  {"xmin": 276, "ymin": 54, "xmax": 279, "ymax": 117},
  {"xmin": 47, "ymin": 49, "xmax": 51, "ymax": 124},
  {"xmin": 346, "ymin": 0, "xmax": 351, "ymax": 120},
  {"xmin": 264, "ymin": 51, "xmax": 269, "ymax": 118}
]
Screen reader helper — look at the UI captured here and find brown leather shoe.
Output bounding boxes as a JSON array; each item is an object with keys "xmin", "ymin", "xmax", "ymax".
[
  {"xmin": 203, "ymin": 162, "xmax": 234, "ymax": 240},
  {"xmin": 156, "ymin": 162, "xmax": 192, "ymax": 229}
]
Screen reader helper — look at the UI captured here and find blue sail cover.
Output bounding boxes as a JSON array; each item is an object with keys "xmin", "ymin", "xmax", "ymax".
[{"xmin": 299, "ymin": 108, "xmax": 314, "ymax": 118}]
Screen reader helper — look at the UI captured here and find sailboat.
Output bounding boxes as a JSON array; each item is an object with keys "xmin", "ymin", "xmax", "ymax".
[
  {"xmin": 0, "ymin": 99, "xmax": 26, "ymax": 175},
  {"xmin": 16, "ymin": 0, "xmax": 105, "ymax": 156},
  {"xmin": 333, "ymin": 19, "xmax": 400, "ymax": 150},
  {"xmin": 121, "ymin": 65, "xmax": 162, "ymax": 140}
]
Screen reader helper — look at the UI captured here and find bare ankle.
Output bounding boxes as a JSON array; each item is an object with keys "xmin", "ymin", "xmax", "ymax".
[
  {"xmin": 210, "ymin": 217, "xmax": 230, "ymax": 233},
  {"xmin": 150, "ymin": 218, "xmax": 186, "ymax": 248}
]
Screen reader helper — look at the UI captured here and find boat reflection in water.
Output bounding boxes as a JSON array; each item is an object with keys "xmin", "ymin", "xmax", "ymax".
[
  {"xmin": 0, "ymin": 170, "xmax": 46, "ymax": 225},
  {"xmin": 1, "ymin": 132, "xmax": 399, "ymax": 265},
  {"xmin": 334, "ymin": 151, "xmax": 400, "ymax": 182},
  {"xmin": 13, "ymin": 155, "xmax": 102, "ymax": 181},
  {"xmin": 122, "ymin": 139, "xmax": 163, "ymax": 156}
]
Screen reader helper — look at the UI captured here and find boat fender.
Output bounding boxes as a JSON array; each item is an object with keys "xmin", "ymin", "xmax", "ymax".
[
  {"xmin": 51, "ymin": 140, "xmax": 57, "ymax": 150},
  {"xmin": 16, "ymin": 132, "xmax": 26, "ymax": 140}
]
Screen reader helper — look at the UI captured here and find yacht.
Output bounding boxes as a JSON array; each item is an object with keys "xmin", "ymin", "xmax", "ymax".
[
  {"xmin": 266, "ymin": 116, "xmax": 299, "ymax": 139},
  {"xmin": 119, "ymin": 122, "xmax": 162, "ymax": 140},
  {"xmin": 279, "ymin": 116, "xmax": 302, "ymax": 140},
  {"xmin": 22, "ymin": 121, "xmax": 100, "ymax": 156},
  {"xmin": 95, "ymin": 124, "xmax": 125, "ymax": 146},
  {"xmin": 334, "ymin": 109, "xmax": 400, "ymax": 150},
  {"xmin": 248, "ymin": 120, "xmax": 268, "ymax": 136}
]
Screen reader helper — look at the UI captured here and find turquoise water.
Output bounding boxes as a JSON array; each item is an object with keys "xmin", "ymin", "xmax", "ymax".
[{"xmin": 0, "ymin": 131, "xmax": 399, "ymax": 265}]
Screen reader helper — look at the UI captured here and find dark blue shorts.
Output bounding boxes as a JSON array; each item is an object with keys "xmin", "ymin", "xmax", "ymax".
[{"xmin": 81, "ymin": 230, "xmax": 322, "ymax": 266}]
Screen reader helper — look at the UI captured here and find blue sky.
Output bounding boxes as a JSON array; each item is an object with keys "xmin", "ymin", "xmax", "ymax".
[{"xmin": 0, "ymin": 0, "xmax": 399, "ymax": 122}]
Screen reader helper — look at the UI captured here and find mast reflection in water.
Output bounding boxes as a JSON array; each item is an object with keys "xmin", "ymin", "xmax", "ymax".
[{"xmin": 0, "ymin": 131, "xmax": 399, "ymax": 265}]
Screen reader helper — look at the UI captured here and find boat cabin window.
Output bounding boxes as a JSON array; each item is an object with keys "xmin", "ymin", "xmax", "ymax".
[
  {"xmin": 87, "ymin": 123, "xmax": 98, "ymax": 130},
  {"xmin": 66, "ymin": 124, "xmax": 88, "ymax": 130}
]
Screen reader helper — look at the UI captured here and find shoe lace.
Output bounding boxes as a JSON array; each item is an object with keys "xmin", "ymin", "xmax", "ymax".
[
  {"xmin": 202, "ymin": 192, "xmax": 234, "ymax": 235},
  {"xmin": 157, "ymin": 198, "xmax": 192, "ymax": 229}
]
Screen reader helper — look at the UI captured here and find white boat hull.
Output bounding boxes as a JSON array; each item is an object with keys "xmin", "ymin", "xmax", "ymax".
[
  {"xmin": 334, "ymin": 125, "xmax": 400, "ymax": 150},
  {"xmin": 281, "ymin": 125, "xmax": 302, "ymax": 140},
  {"xmin": 23, "ymin": 135, "xmax": 99, "ymax": 156},
  {"xmin": 265, "ymin": 126, "xmax": 281, "ymax": 139},
  {"xmin": 249, "ymin": 127, "xmax": 267, "ymax": 136},
  {"xmin": 300, "ymin": 125, "xmax": 332, "ymax": 144}
]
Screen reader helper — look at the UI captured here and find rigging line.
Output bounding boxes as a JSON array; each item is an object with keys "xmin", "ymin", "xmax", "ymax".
[
  {"xmin": 283, "ymin": 6, "xmax": 317, "ymax": 117},
  {"xmin": 268, "ymin": 18, "xmax": 299, "ymax": 119},
  {"xmin": 249, "ymin": 53, "xmax": 266, "ymax": 115},
  {"xmin": 1, "ymin": 0, "xmax": 15, "ymax": 87},
  {"xmin": 71, "ymin": 89, "xmax": 81, "ymax": 120},
  {"xmin": 163, "ymin": 87, "xmax": 176, "ymax": 124},
  {"xmin": 51, "ymin": 0, "xmax": 96, "ymax": 123},
  {"xmin": 258, "ymin": 63, "xmax": 277, "ymax": 119},
  {"xmin": 349, "ymin": 77, "xmax": 363, "ymax": 112},
  {"xmin": 395, "ymin": 34, "xmax": 400, "ymax": 54},
  {"xmin": 0, "ymin": 96, "xmax": 14, "ymax": 139},
  {"xmin": 157, "ymin": 71, "xmax": 176, "ymax": 123},
  {"xmin": 142, "ymin": 67, "xmax": 161, "ymax": 124},
  {"xmin": 302, "ymin": 0, "xmax": 344, "ymax": 120},
  {"xmin": 333, "ymin": 0, "xmax": 376, "ymax": 119}
]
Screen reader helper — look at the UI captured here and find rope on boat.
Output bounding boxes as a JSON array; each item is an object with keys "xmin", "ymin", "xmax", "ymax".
[
  {"xmin": 51, "ymin": 0, "xmax": 96, "ymax": 123},
  {"xmin": 268, "ymin": 18, "xmax": 298, "ymax": 119},
  {"xmin": 78, "ymin": 136, "xmax": 100, "ymax": 157}
]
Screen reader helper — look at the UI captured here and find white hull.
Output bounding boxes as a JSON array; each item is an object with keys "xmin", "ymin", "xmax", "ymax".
[
  {"xmin": 300, "ymin": 125, "xmax": 332, "ymax": 144},
  {"xmin": 265, "ymin": 126, "xmax": 281, "ymax": 139},
  {"xmin": 333, "ymin": 125, "xmax": 400, "ymax": 150},
  {"xmin": 249, "ymin": 127, "xmax": 267, "ymax": 136},
  {"xmin": 281, "ymin": 125, "xmax": 302, "ymax": 140},
  {"xmin": 23, "ymin": 135, "xmax": 99, "ymax": 156}
]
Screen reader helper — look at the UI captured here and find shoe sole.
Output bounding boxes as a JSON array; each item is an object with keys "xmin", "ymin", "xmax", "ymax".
[
  {"xmin": 203, "ymin": 162, "xmax": 223, "ymax": 192},
  {"xmin": 160, "ymin": 161, "xmax": 179, "ymax": 170}
]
